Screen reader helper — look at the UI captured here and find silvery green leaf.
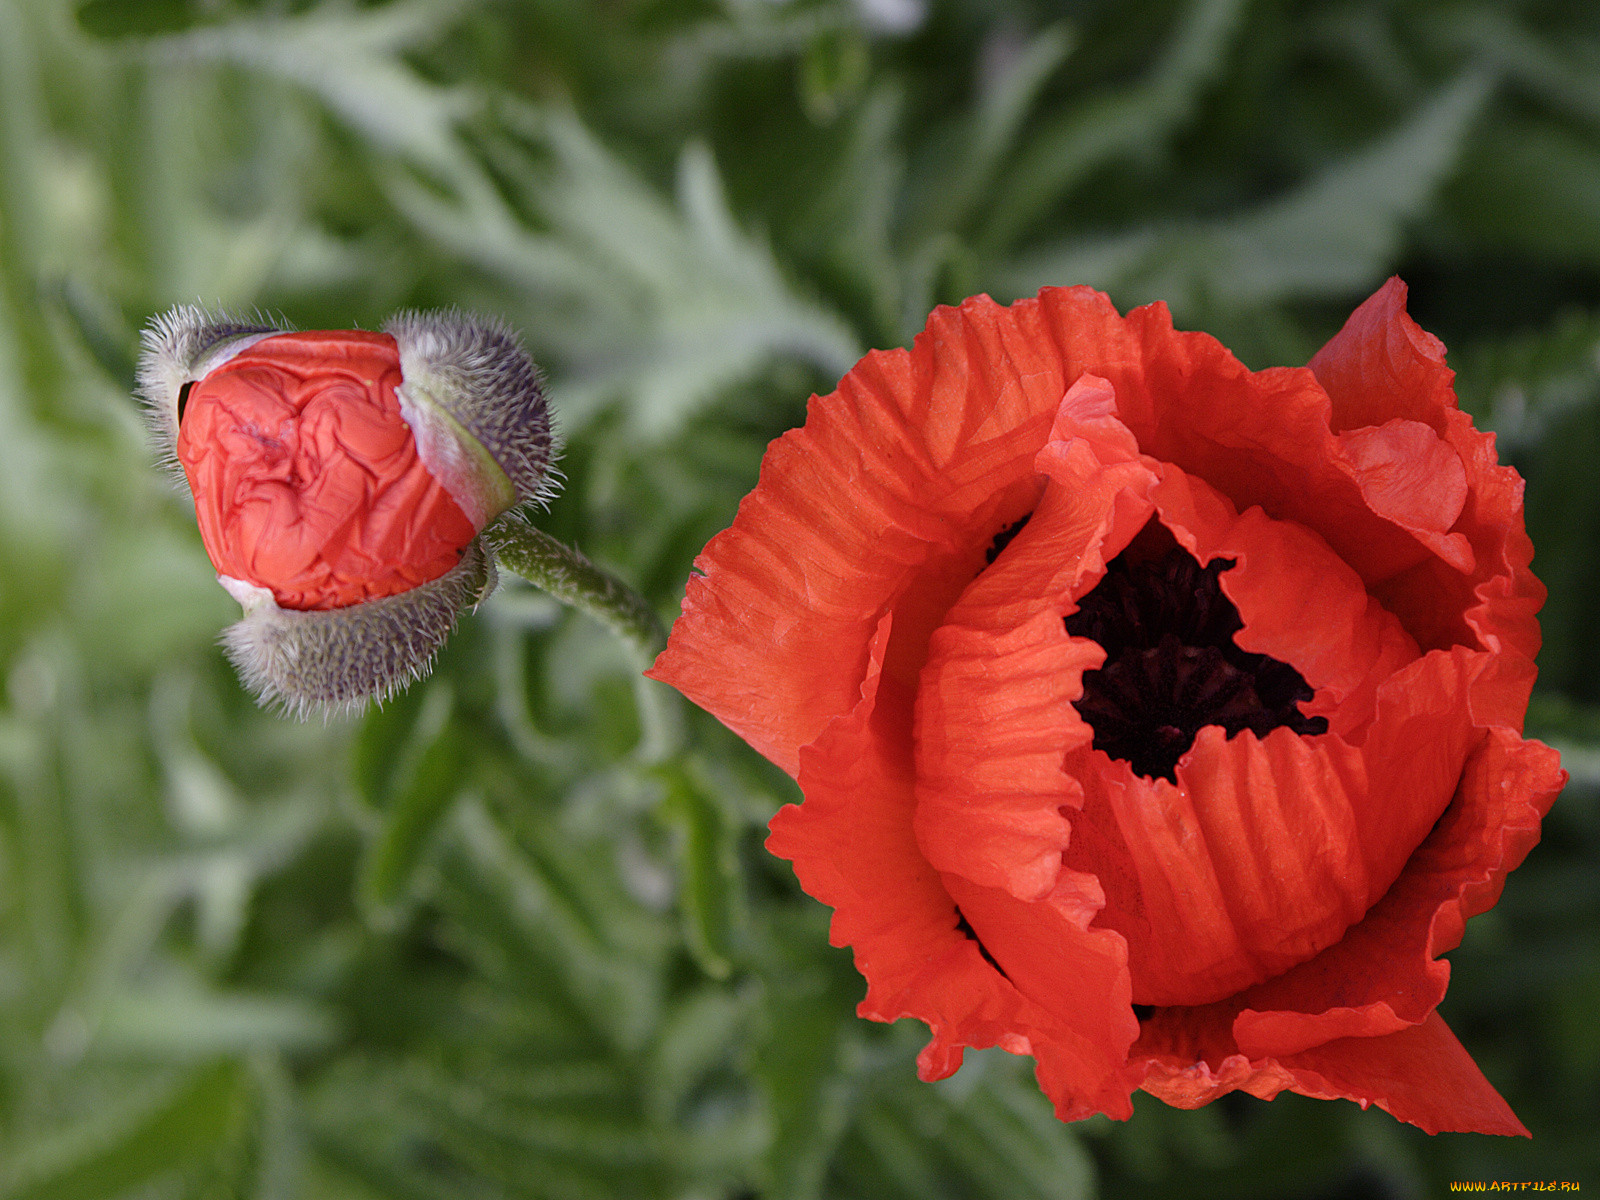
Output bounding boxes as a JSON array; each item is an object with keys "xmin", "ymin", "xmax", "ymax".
[{"xmin": 997, "ymin": 73, "xmax": 1491, "ymax": 314}]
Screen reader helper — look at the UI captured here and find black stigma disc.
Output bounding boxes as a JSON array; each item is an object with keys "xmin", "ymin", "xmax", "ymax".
[{"xmin": 1063, "ymin": 540, "xmax": 1327, "ymax": 781}]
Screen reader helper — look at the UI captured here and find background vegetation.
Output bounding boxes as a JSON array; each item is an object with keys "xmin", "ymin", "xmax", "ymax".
[{"xmin": 1, "ymin": 0, "xmax": 1596, "ymax": 1196}]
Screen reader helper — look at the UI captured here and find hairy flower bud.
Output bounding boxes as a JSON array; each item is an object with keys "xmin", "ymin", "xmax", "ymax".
[{"xmin": 139, "ymin": 305, "xmax": 554, "ymax": 716}]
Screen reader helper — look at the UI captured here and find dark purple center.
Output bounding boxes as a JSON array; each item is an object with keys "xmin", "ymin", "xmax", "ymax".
[{"xmin": 1063, "ymin": 542, "xmax": 1327, "ymax": 782}]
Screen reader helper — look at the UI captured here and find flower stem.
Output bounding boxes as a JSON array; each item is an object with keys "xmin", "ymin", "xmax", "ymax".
[{"xmin": 487, "ymin": 516, "xmax": 681, "ymax": 760}]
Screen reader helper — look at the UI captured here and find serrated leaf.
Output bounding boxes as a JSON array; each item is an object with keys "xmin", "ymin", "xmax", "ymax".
[
  {"xmin": 147, "ymin": 0, "xmax": 479, "ymax": 175},
  {"xmin": 791, "ymin": 83, "xmax": 908, "ymax": 340},
  {"xmin": 829, "ymin": 1049, "xmax": 1095, "ymax": 1200},
  {"xmin": 1440, "ymin": 7, "xmax": 1600, "ymax": 130},
  {"xmin": 997, "ymin": 72, "xmax": 1491, "ymax": 313},
  {"xmin": 979, "ymin": 0, "xmax": 1252, "ymax": 256},
  {"xmin": 1449, "ymin": 305, "xmax": 1600, "ymax": 447},
  {"xmin": 644, "ymin": 986, "xmax": 745, "ymax": 1123},
  {"xmin": 903, "ymin": 24, "xmax": 1075, "ymax": 248},
  {"xmin": 386, "ymin": 111, "xmax": 861, "ymax": 438},
  {"xmin": 933, "ymin": 1052, "xmax": 1096, "ymax": 1200},
  {"xmin": 446, "ymin": 798, "xmax": 667, "ymax": 1055},
  {"xmin": 1445, "ymin": 118, "xmax": 1600, "ymax": 266},
  {"xmin": 752, "ymin": 940, "xmax": 858, "ymax": 1200},
  {"xmin": 75, "ymin": 0, "xmax": 197, "ymax": 39},
  {"xmin": 350, "ymin": 679, "xmax": 449, "ymax": 811}
]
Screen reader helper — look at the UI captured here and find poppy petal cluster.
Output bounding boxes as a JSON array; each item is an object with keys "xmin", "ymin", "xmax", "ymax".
[
  {"xmin": 140, "ymin": 306, "xmax": 554, "ymax": 715},
  {"xmin": 650, "ymin": 281, "xmax": 1565, "ymax": 1134}
]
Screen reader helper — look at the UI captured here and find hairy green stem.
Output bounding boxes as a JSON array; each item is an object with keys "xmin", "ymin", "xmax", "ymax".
[{"xmin": 487, "ymin": 516, "xmax": 681, "ymax": 760}]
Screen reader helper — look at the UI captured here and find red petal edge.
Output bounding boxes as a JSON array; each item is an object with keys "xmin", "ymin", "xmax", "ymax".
[
  {"xmin": 767, "ymin": 610, "xmax": 1140, "ymax": 1121},
  {"xmin": 1131, "ymin": 730, "xmax": 1563, "ymax": 1133}
]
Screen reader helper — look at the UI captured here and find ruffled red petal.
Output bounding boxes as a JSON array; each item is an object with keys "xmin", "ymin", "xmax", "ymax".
[
  {"xmin": 1145, "ymin": 465, "xmax": 1418, "ymax": 739},
  {"xmin": 652, "ymin": 292, "xmax": 1112, "ymax": 773},
  {"xmin": 1310, "ymin": 278, "xmax": 1546, "ymax": 669},
  {"xmin": 178, "ymin": 331, "xmax": 476, "ymax": 610},
  {"xmin": 940, "ymin": 871, "xmax": 1138, "ymax": 1120},
  {"xmin": 1230, "ymin": 727, "xmax": 1562, "ymax": 1056},
  {"xmin": 1127, "ymin": 728, "xmax": 1562, "ymax": 1132},
  {"xmin": 1060, "ymin": 285, "xmax": 1533, "ymax": 669},
  {"xmin": 1307, "ymin": 278, "xmax": 1456, "ymax": 435},
  {"xmin": 654, "ymin": 282, "xmax": 1527, "ymax": 768},
  {"xmin": 913, "ymin": 374, "xmax": 1156, "ymax": 900},
  {"xmin": 766, "ymin": 612, "xmax": 1139, "ymax": 1120},
  {"xmin": 1284, "ymin": 1012, "xmax": 1529, "ymax": 1136},
  {"xmin": 1137, "ymin": 1010, "xmax": 1527, "ymax": 1136},
  {"xmin": 1055, "ymin": 298, "xmax": 1446, "ymax": 595},
  {"xmin": 915, "ymin": 373, "xmax": 1489, "ymax": 1009}
]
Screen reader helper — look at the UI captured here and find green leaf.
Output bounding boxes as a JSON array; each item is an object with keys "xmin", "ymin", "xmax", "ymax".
[
  {"xmin": 932, "ymin": 1052, "xmax": 1096, "ymax": 1200},
  {"xmin": 903, "ymin": 24, "xmax": 1076, "ymax": 250},
  {"xmin": 0, "ymin": 1059, "xmax": 254, "ymax": 1200},
  {"xmin": 1445, "ymin": 118, "xmax": 1600, "ymax": 266},
  {"xmin": 655, "ymin": 759, "xmax": 745, "ymax": 980},
  {"xmin": 997, "ymin": 72, "xmax": 1491, "ymax": 313},
  {"xmin": 829, "ymin": 1047, "xmax": 1096, "ymax": 1200},
  {"xmin": 643, "ymin": 985, "xmax": 745, "ymax": 1124},
  {"xmin": 386, "ymin": 110, "xmax": 861, "ymax": 438},
  {"xmin": 979, "ymin": 0, "xmax": 1251, "ymax": 256},
  {"xmin": 147, "ymin": 0, "xmax": 479, "ymax": 176},
  {"xmin": 95, "ymin": 982, "xmax": 339, "ymax": 1057},
  {"xmin": 1448, "ymin": 305, "xmax": 1600, "ymax": 446},
  {"xmin": 350, "ymin": 678, "xmax": 444, "ymax": 811},
  {"xmin": 75, "ymin": 0, "xmax": 202, "ymax": 40},
  {"xmin": 357, "ymin": 686, "xmax": 467, "ymax": 923},
  {"xmin": 446, "ymin": 797, "xmax": 668, "ymax": 1055},
  {"xmin": 1440, "ymin": 6, "xmax": 1600, "ymax": 131},
  {"xmin": 751, "ymin": 913, "xmax": 859, "ymax": 1200}
]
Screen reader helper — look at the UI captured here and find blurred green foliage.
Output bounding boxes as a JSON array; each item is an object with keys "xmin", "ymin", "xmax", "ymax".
[{"xmin": 0, "ymin": 0, "xmax": 1597, "ymax": 1196}]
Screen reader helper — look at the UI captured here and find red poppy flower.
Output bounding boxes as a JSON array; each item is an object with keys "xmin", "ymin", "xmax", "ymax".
[
  {"xmin": 650, "ymin": 280, "xmax": 1566, "ymax": 1134},
  {"xmin": 141, "ymin": 307, "xmax": 553, "ymax": 715}
]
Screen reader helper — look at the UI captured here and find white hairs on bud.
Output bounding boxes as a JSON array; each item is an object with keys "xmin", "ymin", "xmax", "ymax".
[
  {"xmin": 385, "ymin": 309, "xmax": 560, "ymax": 510},
  {"xmin": 220, "ymin": 539, "xmax": 497, "ymax": 720},
  {"xmin": 136, "ymin": 305, "xmax": 285, "ymax": 477}
]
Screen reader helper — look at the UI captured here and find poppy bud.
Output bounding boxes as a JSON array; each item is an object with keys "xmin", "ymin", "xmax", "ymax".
[{"xmin": 139, "ymin": 306, "xmax": 554, "ymax": 716}]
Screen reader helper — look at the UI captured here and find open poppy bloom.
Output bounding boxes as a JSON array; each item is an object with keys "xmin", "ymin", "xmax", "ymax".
[
  {"xmin": 140, "ymin": 307, "xmax": 554, "ymax": 715},
  {"xmin": 650, "ymin": 281, "xmax": 1566, "ymax": 1134}
]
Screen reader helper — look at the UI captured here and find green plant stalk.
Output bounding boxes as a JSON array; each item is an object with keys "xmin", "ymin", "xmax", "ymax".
[{"xmin": 488, "ymin": 516, "xmax": 682, "ymax": 761}]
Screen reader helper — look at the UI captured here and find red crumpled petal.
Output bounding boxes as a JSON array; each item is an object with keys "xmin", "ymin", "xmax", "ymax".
[
  {"xmin": 1231, "ymin": 726, "xmax": 1563, "ymax": 1057},
  {"xmin": 916, "ymin": 372, "xmax": 1491, "ymax": 1009},
  {"xmin": 1310, "ymin": 278, "xmax": 1545, "ymax": 667},
  {"xmin": 1127, "ymin": 728, "xmax": 1561, "ymax": 1133},
  {"xmin": 1284, "ymin": 1011, "xmax": 1529, "ymax": 1136},
  {"xmin": 1146, "ymin": 464, "xmax": 1419, "ymax": 739},
  {"xmin": 1138, "ymin": 1009, "xmax": 1527, "ymax": 1136},
  {"xmin": 651, "ymin": 294, "xmax": 1097, "ymax": 774},
  {"xmin": 1338, "ymin": 419, "xmax": 1472, "ymax": 572},
  {"xmin": 1061, "ymin": 299, "xmax": 1444, "ymax": 592},
  {"xmin": 768, "ymin": 611, "xmax": 1139, "ymax": 1122},
  {"xmin": 178, "ymin": 331, "xmax": 476, "ymax": 610},
  {"xmin": 913, "ymin": 374, "xmax": 1156, "ymax": 900},
  {"xmin": 657, "ymin": 280, "xmax": 1541, "ymax": 769},
  {"xmin": 1075, "ymin": 287, "xmax": 1531, "ymax": 667}
]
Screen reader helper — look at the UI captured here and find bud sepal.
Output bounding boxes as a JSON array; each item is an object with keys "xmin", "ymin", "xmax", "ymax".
[
  {"xmin": 136, "ymin": 305, "xmax": 282, "ymax": 471},
  {"xmin": 385, "ymin": 310, "xmax": 557, "ymax": 526},
  {"xmin": 219, "ymin": 536, "xmax": 497, "ymax": 718}
]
